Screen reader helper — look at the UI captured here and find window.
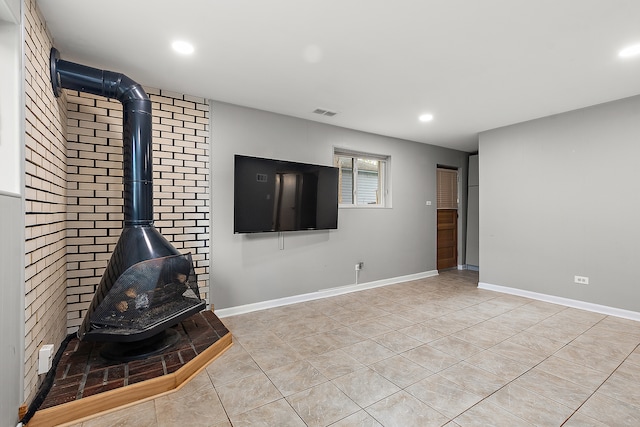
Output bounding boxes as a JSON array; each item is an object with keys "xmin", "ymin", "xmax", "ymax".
[
  {"xmin": 437, "ymin": 167, "xmax": 458, "ymax": 209},
  {"xmin": 334, "ymin": 149, "xmax": 390, "ymax": 207}
]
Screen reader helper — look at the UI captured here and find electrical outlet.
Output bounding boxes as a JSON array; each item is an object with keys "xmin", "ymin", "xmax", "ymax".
[
  {"xmin": 38, "ymin": 344, "xmax": 54, "ymax": 374},
  {"xmin": 574, "ymin": 275, "xmax": 589, "ymax": 285},
  {"xmin": 355, "ymin": 262, "xmax": 364, "ymax": 271}
]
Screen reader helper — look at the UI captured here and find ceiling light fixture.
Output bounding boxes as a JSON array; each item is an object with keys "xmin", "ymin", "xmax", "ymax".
[
  {"xmin": 619, "ymin": 43, "xmax": 640, "ymax": 58},
  {"xmin": 419, "ymin": 113, "xmax": 434, "ymax": 122},
  {"xmin": 172, "ymin": 40, "xmax": 194, "ymax": 55}
]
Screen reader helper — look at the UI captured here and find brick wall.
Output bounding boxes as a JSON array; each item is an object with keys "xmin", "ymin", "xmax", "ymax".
[
  {"xmin": 65, "ymin": 89, "xmax": 211, "ymax": 332},
  {"xmin": 23, "ymin": 0, "xmax": 69, "ymax": 402}
]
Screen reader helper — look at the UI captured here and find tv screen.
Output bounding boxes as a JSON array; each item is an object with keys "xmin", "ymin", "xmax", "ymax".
[{"xmin": 234, "ymin": 155, "xmax": 339, "ymax": 233}]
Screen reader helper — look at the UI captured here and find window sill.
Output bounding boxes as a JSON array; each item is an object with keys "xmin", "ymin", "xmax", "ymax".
[{"xmin": 339, "ymin": 204, "xmax": 391, "ymax": 209}]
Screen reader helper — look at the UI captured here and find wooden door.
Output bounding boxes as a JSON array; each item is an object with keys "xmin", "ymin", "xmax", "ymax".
[
  {"xmin": 437, "ymin": 168, "xmax": 458, "ymax": 270},
  {"xmin": 437, "ymin": 209, "xmax": 458, "ymax": 269}
]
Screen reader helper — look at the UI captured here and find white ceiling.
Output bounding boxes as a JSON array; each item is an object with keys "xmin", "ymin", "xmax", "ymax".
[{"xmin": 37, "ymin": 0, "xmax": 640, "ymax": 152}]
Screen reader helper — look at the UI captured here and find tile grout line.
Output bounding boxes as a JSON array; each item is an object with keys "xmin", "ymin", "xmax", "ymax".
[{"xmin": 558, "ymin": 342, "xmax": 640, "ymax": 426}]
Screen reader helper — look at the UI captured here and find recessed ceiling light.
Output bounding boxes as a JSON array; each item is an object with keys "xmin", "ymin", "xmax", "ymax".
[
  {"xmin": 172, "ymin": 40, "xmax": 194, "ymax": 55},
  {"xmin": 419, "ymin": 113, "xmax": 434, "ymax": 122},
  {"xmin": 619, "ymin": 43, "xmax": 640, "ymax": 58}
]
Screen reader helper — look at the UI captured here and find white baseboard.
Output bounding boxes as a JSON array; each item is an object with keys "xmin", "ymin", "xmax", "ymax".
[
  {"xmin": 478, "ymin": 282, "xmax": 640, "ymax": 322},
  {"xmin": 215, "ymin": 270, "xmax": 439, "ymax": 318}
]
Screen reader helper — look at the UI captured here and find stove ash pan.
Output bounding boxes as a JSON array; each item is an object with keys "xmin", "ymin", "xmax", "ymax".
[{"xmin": 84, "ymin": 253, "xmax": 205, "ymax": 342}]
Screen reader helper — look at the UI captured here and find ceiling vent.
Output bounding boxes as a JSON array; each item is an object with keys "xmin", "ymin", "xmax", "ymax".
[{"xmin": 313, "ymin": 108, "xmax": 337, "ymax": 117}]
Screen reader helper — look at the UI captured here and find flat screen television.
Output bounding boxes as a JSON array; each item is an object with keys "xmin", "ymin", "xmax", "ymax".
[{"xmin": 234, "ymin": 155, "xmax": 339, "ymax": 233}]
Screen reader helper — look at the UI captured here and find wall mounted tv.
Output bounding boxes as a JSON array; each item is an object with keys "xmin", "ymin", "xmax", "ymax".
[{"xmin": 234, "ymin": 155, "xmax": 339, "ymax": 234}]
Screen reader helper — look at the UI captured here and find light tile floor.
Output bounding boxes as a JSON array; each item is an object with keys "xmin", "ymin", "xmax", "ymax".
[{"xmin": 69, "ymin": 270, "xmax": 640, "ymax": 426}]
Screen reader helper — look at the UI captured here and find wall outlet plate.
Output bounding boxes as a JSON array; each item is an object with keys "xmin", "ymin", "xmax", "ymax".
[
  {"xmin": 38, "ymin": 344, "xmax": 54, "ymax": 374},
  {"xmin": 574, "ymin": 275, "xmax": 589, "ymax": 285}
]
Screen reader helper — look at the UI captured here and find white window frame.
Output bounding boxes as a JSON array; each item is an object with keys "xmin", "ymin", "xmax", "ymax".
[{"xmin": 334, "ymin": 148, "xmax": 391, "ymax": 208}]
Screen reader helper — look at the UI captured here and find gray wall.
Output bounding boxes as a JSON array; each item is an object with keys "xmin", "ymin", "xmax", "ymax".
[
  {"xmin": 0, "ymin": 193, "xmax": 24, "ymax": 425},
  {"xmin": 465, "ymin": 154, "xmax": 479, "ymax": 267},
  {"xmin": 211, "ymin": 101, "xmax": 468, "ymax": 309},
  {"xmin": 479, "ymin": 95, "xmax": 640, "ymax": 312}
]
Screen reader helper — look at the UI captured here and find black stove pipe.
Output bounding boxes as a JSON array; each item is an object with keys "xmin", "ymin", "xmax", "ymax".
[{"xmin": 50, "ymin": 48, "xmax": 152, "ymax": 225}]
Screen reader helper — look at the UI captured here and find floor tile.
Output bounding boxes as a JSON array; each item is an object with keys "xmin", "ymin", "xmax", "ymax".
[
  {"xmin": 370, "ymin": 354, "xmax": 432, "ymax": 388},
  {"xmin": 402, "ymin": 343, "xmax": 460, "ymax": 373},
  {"xmin": 547, "ymin": 307, "xmax": 606, "ymax": 326},
  {"xmin": 428, "ymin": 336, "xmax": 483, "ymax": 360},
  {"xmin": 305, "ymin": 315, "xmax": 345, "ymax": 334},
  {"xmin": 307, "ymin": 349, "xmax": 367, "ymax": 379},
  {"xmin": 155, "ymin": 371, "xmax": 228, "ymax": 427},
  {"xmin": 487, "ymin": 383, "xmax": 574, "ymax": 426},
  {"xmin": 332, "ymin": 368, "xmax": 401, "ymax": 407},
  {"xmin": 553, "ymin": 341, "xmax": 625, "ymax": 373},
  {"xmin": 288, "ymin": 332, "xmax": 343, "ymax": 358},
  {"xmin": 422, "ymin": 316, "xmax": 467, "ymax": 335},
  {"xmin": 396, "ymin": 308, "xmax": 437, "ymax": 323},
  {"xmin": 453, "ymin": 400, "xmax": 535, "ymax": 427},
  {"xmin": 450, "ymin": 323, "xmax": 511, "ymax": 349},
  {"xmin": 438, "ymin": 361, "xmax": 508, "ymax": 396},
  {"xmin": 374, "ymin": 314, "xmax": 415, "ymax": 329},
  {"xmin": 328, "ymin": 410, "xmax": 383, "ymax": 426},
  {"xmin": 562, "ymin": 412, "xmax": 609, "ymax": 426},
  {"xmin": 405, "ymin": 374, "xmax": 483, "ymax": 418},
  {"xmin": 615, "ymin": 359, "xmax": 640, "ymax": 382},
  {"xmin": 513, "ymin": 368, "xmax": 593, "ymax": 409},
  {"xmin": 205, "ymin": 343, "xmax": 262, "ymax": 386},
  {"xmin": 371, "ymin": 331, "xmax": 422, "ymax": 353},
  {"xmin": 266, "ymin": 360, "xmax": 328, "ymax": 396},
  {"xmin": 579, "ymin": 392, "xmax": 640, "ymax": 426},
  {"xmin": 521, "ymin": 300, "xmax": 566, "ymax": 317},
  {"xmin": 525, "ymin": 318, "xmax": 590, "ymax": 344},
  {"xmin": 272, "ymin": 322, "xmax": 319, "ymax": 341},
  {"xmin": 398, "ymin": 323, "xmax": 444, "ymax": 343},
  {"xmin": 536, "ymin": 356, "xmax": 609, "ymax": 391},
  {"xmin": 598, "ymin": 367, "xmax": 640, "ymax": 407},
  {"xmin": 464, "ymin": 350, "xmax": 530, "ymax": 381},
  {"xmin": 571, "ymin": 329, "xmax": 638, "ymax": 359},
  {"xmin": 329, "ymin": 306, "xmax": 379, "ymax": 324},
  {"xmin": 341, "ymin": 340, "xmax": 396, "ymax": 365},
  {"xmin": 488, "ymin": 339, "xmax": 547, "ymax": 366},
  {"xmin": 215, "ymin": 371, "xmax": 282, "ymax": 416},
  {"xmin": 286, "ymin": 381, "xmax": 360, "ymax": 427},
  {"xmin": 486, "ymin": 308, "xmax": 546, "ymax": 331},
  {"xmin": 348, "ymin": 319, "xmax": 394, "ymax": 338},
  {"xmin": 81, "ymin": 401, "xmax": 157, "ymax": 427},
  {"xmin": 229, "ymin": 398, "xmax": 306, "ymax": 427},
  {"xmin": 623, "ymin": 346, "xmax": 640, "ymax": 366},
  {"xmin": 596, "ymin": 316, "xmax": 640, "ymax": 340},
  {"xmin": 244, "ymin": 341, "xmax": 302, "ymax": 371},
  {"xmin": 507, "ymin": 330, "xmax": 564, "ymax": 356},
  {"xmin": 365, "ymin": 390, "xmax": 449, "ymax": 427},
  {"xmin": 324, "ymin": 327, "xmax": 367, "ymax": 348}
]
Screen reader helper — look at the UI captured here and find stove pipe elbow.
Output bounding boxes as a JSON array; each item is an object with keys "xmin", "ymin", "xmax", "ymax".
[{"xmin": 50, "ymin": 47, "xmax": 153, "ymax": 226}]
